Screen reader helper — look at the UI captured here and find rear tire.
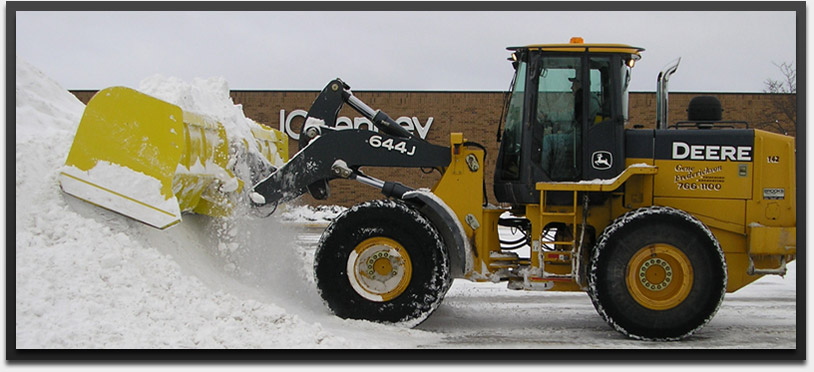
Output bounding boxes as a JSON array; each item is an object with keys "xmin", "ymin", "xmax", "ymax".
[
  {"xmin": 588, "ymin": 206, "xmax": 727, "ymax": 340},
  {"xmin": 314, "ymin": 199, "xmax": 451, "ymax": 327}
]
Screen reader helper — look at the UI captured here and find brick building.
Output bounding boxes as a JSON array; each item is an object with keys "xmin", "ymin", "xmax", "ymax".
[{"xmin": 71, "ymin": 90, "xmax": 796, "ymax": 207}]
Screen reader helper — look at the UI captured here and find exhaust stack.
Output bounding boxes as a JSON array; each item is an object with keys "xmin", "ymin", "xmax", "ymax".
[{"xmin": 656, "ymin": 58, "xmax": 681, "ymax": 129}]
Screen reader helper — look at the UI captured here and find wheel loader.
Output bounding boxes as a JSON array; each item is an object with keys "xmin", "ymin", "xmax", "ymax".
[{"xmin": 60, "ymin": 38, "xmax": 796, "ymax": 341}]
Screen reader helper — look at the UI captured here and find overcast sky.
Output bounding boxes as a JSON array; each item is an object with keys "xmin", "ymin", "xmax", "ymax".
[{"xmin": 14, "ymin": 8, "xmax": 799, "ymax": 93}]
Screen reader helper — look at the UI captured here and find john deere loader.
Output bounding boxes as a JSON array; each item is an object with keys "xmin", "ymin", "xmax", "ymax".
[{"xmin": 61, "ymin": 38, "xmax": 796, "ymax": 341}]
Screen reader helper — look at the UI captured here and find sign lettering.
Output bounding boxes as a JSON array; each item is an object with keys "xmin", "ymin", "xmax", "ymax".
[{"xmin": 279, "ymin": 109, "xmax": 434, "ymax": 141}]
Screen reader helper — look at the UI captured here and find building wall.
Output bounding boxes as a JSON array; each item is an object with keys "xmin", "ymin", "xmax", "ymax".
[{"xmin": 71, "ymin": 90, "xmax": 796, "ymax": 207}]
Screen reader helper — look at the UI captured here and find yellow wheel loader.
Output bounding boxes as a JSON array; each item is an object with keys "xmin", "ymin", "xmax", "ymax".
[{"xmin": 61, "ymin": 38, "xmax": 796, "ymax": 341}]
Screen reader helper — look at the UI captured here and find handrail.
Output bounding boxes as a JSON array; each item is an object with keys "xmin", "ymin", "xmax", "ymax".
[{"xmin": 536, "ymin": 164, "xmax": 658, "ymax": 192}]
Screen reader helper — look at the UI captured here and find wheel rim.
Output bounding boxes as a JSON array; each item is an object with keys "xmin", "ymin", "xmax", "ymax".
[
  {"xmin": 346, "ymin": 237, "xmax": 412, "ymax": 302},
  {"xmin": 626, "ymin": 243, "xmax": 693, "ymax": 310}
]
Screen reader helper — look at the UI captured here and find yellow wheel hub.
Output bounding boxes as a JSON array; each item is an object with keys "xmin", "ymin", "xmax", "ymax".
[
  {"xmin": 626, "ymin": 244, "xmax": 693, "ymax": 310},
  {"xmin": 346, "ymin": 237, "xmax": 412, "ymax": 302}
]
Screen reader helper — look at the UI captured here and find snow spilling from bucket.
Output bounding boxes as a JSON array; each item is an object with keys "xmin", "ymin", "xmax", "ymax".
[
  {"xmin": 138, "ymin": 74, "xmax": 284, "ymax": 168},
  {"xmin": 14, "ymin": 56, "xmax": 440, "ymax": 348}
]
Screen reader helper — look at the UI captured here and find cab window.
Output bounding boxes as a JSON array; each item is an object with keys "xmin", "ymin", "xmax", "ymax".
[{"xmin": 537, "ymin": 56, "xmax": 581, "ymax": 181}]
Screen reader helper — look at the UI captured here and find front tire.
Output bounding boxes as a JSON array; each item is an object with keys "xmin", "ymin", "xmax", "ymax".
[
  {"xmin": 588, "ymin": 206, "xmax": 727, "ymax": 340},
  {"xmin": 314, "ymin": 199, "xmax": 451, "ymax": 327}
]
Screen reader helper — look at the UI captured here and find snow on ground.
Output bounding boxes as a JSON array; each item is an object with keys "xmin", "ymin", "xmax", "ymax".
[
  {"xmin": 419, "ymin": 260, "xmax": 797, "ymax": 349},
  {"xmin": 13, "ymin": 56, "xmax": 799, "ymax": 353},
  {"xmin": 279, "ymin": 204, "xmax": 347, "ymax": 225}
]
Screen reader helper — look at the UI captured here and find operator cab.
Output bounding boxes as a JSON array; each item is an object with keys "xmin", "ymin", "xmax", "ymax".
[{"xmin": 494, "ymin": 38, "xmax": 644, "ymax": 205}]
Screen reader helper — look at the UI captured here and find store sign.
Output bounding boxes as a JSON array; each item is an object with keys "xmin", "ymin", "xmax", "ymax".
[{"xmin": 279, "ymin": 109, "xmax": 434, "ymax": 141}]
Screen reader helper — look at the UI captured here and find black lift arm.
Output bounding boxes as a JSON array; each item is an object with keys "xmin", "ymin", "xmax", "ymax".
[{"xmin": 250, "ymin": 79, "xmax": 451, "ymax": 206}]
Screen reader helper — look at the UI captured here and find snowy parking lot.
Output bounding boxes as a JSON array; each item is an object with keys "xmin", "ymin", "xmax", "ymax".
[{"xmin": 13, "ymin": 56, "xmax": 800, "ymax": 355}]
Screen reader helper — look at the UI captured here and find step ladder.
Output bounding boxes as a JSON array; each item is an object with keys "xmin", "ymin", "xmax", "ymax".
[{"xmin": 523, "ymin": 189, "xmax": 589, "ymax": 289}]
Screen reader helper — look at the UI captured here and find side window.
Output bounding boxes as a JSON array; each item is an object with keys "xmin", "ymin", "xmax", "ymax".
[{"xmin": 589, "ymin": 57, "xmax": 612, "ymax": 125}]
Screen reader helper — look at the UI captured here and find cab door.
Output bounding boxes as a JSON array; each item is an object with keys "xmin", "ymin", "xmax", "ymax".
[{"xmin": 582, "ymin": 55, "xmax": 626, "ymax": 180}]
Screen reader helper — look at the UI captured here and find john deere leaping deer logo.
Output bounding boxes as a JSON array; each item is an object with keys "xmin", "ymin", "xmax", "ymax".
[{"xmin": 592, "ymin": 151, "xmax": 613, "ymax": 170}]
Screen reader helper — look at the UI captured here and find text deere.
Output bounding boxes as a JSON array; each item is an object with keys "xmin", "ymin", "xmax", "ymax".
[{"xmin": 671, "ymin": 141, "xmax": 752, "ymax": 162}]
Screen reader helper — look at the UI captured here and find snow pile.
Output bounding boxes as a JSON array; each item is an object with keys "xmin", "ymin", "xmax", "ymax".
[
  {"xmin": 14, "ymin": 56, "xmax": 86, "ymax": 142},
  {"xmin": 14, "ymin": 57, "xmax": 404, "ymax": 348}
]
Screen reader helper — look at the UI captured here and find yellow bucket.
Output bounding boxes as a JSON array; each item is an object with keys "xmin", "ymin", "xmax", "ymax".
[{"xmin": 58, "ymin": 87, "xmax": 287, "ymax": 229}]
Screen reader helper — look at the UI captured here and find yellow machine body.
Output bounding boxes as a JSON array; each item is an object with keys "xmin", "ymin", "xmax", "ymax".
[{"xmin": 432, "ymin": 129, "xmax": 795, "ymax": 293}]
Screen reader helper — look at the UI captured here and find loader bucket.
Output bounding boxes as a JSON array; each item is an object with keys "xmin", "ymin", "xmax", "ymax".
[{"xmin": 58, "ymin": 86, "xmax": 287, "ymax": 229}]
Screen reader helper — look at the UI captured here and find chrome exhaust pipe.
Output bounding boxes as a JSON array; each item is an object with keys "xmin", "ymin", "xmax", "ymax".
[{"xmin": 656, "ymin": 58, "xmax": 681, "ymax": 129}]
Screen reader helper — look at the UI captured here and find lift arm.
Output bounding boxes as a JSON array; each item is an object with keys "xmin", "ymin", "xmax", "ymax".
[
  {"xmin": 250, "ymin": 79, "xmax": 451, "ymax": 206},
  {"xmin": 297, "ymin": 78, "xmax": 415, "ymax": 148}
]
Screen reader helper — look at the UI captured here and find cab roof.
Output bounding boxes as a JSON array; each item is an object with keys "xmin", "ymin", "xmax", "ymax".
[{"xmin": 508, "ymin": 38, "xmax": 644, "ymax": 58}]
